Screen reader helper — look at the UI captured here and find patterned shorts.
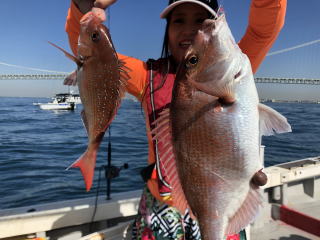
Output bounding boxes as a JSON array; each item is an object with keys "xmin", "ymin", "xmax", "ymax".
[{"xmin": 131, "ymin": 186, "xmax": 247, "ymax": 240}]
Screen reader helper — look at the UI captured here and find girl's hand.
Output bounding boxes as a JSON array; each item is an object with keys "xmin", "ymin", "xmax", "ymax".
[
  {"xmin": 94, "ymin": 0, "xmax": 117, "ymax": 9},
  {"xmin": 93, "ymin": 0, "xmax": 117, "ymax": 21},
  {"xmin": 72, "ymin": 0, "xmax": 94, "ymax": 14},
  {"xmin": 72, "ymin": 0, "xmax": 117, "ymax": 13},
  {"xmin": 72, "ymin": 0, "xmax": 117, "ymax": 21}
]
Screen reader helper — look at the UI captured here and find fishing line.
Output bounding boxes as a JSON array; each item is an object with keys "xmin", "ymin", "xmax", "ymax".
[
  {"xmin": 90, "ymin": 166, "xmax": 103, "ymax": 232},
  {"xmin": 106, "ymin": 126, "xmax": 112, "ymax": 200},
  {"xmin": 90, "ymin": 128, "xmax": 113, "ymax": 230},
  {"xmin": 107, "ymin": 7, "xmax": 111, "ymax": 30},
  {"xmin": 215, "ymin": 0, "xmax": 225, "ymax": 18}
]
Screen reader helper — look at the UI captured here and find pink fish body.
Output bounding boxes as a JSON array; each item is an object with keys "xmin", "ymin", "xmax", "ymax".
[
  {"xmin": 154, "ymin": 14, "xmax": 291, "ymax": 239},
  {"xmin": 51, "ymin": 11, "xmax": 128, "ymax": 191}
]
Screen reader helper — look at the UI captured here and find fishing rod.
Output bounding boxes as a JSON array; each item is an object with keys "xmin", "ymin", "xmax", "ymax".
[{"xmin": 104, "ymin": 126, "xmax": 129, "ymax": 200}]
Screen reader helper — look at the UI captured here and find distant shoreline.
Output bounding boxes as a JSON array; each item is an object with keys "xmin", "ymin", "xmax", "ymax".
[
  {"xmin": 0, "ymin": 96, "xmax": 319, "ymax": 104},
  {"xmin": 260, "ymin": 99, "xmax": 320, "ymax": 104}
]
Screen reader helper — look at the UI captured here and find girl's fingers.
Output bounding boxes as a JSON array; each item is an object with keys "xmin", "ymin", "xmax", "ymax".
[
  {"xmin": 94, "ymin": 0, "xmax": 117, "ymax": 9},
  {"xmin": 92, "ymin": 7, "xmax": 106, "ymax": 22}
]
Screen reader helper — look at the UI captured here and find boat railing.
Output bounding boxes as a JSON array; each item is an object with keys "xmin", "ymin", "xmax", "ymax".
[{"xmin": 251, "ymin": 156, "xmax": 320, "ymax": 238}]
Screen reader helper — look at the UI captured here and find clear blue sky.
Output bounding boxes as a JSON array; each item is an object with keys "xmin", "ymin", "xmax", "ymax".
[{"xmin": 0, "ymin": 0, "xmax": 320, "ymax": 98}]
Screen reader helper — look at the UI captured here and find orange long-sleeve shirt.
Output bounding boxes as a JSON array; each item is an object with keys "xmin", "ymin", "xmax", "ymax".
[
  {"xmin": 66, "ymin": 0, "xmax": 287, "ymax": 99},
  {"xmin": 65, "ymin": 0, "xmax": 287, "ymax": 200}
]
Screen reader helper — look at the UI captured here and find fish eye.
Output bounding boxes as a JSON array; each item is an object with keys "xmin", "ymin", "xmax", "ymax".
[
  {"xmin": 186, "ymin": 55, "xmax": 198, "ymax": 68},
  {"xmin": 91, "ymin": 31, "xmax": 100, "ymax": 42}
]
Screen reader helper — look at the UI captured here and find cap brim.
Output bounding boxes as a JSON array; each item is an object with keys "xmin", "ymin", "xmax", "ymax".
[{"xmin": 160, "ymin": 0, "xmax": 217, "ymax": 19}]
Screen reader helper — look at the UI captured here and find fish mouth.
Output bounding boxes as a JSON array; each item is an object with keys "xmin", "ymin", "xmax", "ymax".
[
  {"xmin": 79, "ymin": 55, "xmax": 90, "ymax": 62},
  {"xmin": 77, "ymin": 54, "xmax": 91, "ymax": 67},
  {"xmin": 77, "ymin": 42, "xmax": 93, "ymax": 62}
]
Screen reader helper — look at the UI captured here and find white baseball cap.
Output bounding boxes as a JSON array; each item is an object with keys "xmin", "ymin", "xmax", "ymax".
[{"xmin": 160, "ymin": 0, "xmax": 218, "ymax": 19}]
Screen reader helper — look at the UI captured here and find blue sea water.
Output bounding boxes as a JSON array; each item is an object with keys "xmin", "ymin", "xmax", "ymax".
[{"xmin": 0, "ymin": 97, "xmax": 319, "ymax": 210}]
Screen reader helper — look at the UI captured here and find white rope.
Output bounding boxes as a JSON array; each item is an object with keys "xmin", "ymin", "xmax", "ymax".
[
  {"xmin": 267, "ymin": 39, "xmax": 320, "ymax": 56},
  {"xmin": 0, "ymin": 60, "xmax": 70, "ymax": 74}
]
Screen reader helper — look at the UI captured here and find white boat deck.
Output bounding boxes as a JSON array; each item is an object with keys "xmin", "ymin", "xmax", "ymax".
[
  {"xmin": 0, "ymin": 157, "xmax": 319, "ymax": 240},
  {"xmin": 250, "ymin": 156, "xmax": 320, "ymax": 240},
  {"xmin": 292, "ymin": 200, "xmax": 320, "ymax": 220},
  {"xmin": 0, "ymin": 190, "xmax": 141, "ymax": 239},
  {"xmin": 251, "ymin": 219, "xmax": 320, "ymax": 240}
]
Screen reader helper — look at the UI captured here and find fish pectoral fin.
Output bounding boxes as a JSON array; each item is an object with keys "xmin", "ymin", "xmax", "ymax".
[
  {"xmin": 225, "ymin": 185, "xmax": 263, "ymax": 235},
  {"xmin": 48, "ymin": 41, "xmax": 82, "ymax": 67},
  {"xmin": 64, "ymin": 70, "xmax": 78, "ymax": 86},
  {"xmin": 258, "ymin": 103, "xmax": 292, "ymax": 136},
  {"xmin": 81, "ymin": 110, "xmax": 89, "ymax": 136}
]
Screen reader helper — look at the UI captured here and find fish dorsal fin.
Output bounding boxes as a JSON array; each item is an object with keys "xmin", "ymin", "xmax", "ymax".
[
  {"xmin": 225, "ymin": 185, "xmax": 263, "ymax": 235},
  {"xmin": 258, "ymin": 103, "xmax": 292, "ymax": 136},
  {"xmin": 117, "ymin": 59, "xmax": 131, "ymax": 98},
  {"xmin": 64, "ymin": 70, "xmax": 78, "ymax": 86},
  {"xmin": 152, "ymin": 108, "xmax": 195, "ymax": 218}
]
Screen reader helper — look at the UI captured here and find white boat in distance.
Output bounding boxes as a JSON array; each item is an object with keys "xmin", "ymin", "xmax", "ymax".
[
  {"xmin": 56, "ymin": 93, "xmax": 81, "ymax": 105},
  {"xmin": 34, "ymin": 93, "xmax": 81, "ymax": 110}
]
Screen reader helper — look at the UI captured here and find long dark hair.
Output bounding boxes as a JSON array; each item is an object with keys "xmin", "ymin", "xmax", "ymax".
[
  {"xmin": 161, "ymin": 16, "xmax": 171, "ymax": 60},
  {"xmin": 156, "ymin": 1, "xmax": 219, "ymax": 95}
]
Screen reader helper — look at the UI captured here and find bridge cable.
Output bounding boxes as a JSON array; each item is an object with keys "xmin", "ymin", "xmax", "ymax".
[
  {"xmin": 267, "ymin": 38, "xmax": 320, "ymax": 56},
  {"xmin": 0, "ymin": 60, "xmax": 70, "ymax": 74}
]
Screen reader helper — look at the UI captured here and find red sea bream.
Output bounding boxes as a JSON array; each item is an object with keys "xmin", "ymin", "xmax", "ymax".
[
  {"xmin": 51, "ymin": 10, "xmax": 128, "ymax": 191},
  {"xmin": 153, "ymin": 14, "xmax": 291, "ymax": 239}
]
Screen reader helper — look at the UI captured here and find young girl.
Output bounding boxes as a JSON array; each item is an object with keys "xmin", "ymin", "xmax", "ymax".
[{"xmin": 66, "ymin": 0, "xmax": 287, "ymax": 239}]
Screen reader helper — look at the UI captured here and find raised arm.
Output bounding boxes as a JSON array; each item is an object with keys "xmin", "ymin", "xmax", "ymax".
[
  {"xmin": 65, "ymin": 0, "xmax": 148, "ymax": 101},
  {"xmin": 238, "ymin": 0, "xmax": 287, "ymax": 73}
]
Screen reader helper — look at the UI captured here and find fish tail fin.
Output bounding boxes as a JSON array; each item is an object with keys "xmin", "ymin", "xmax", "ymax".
[
  {"xmin": 67, "ymin": 149, "xmax": 97, "ymax": 191},
  {"xmin": 225, "ymin": 185, "xmax": 263, "ymax": 235}
]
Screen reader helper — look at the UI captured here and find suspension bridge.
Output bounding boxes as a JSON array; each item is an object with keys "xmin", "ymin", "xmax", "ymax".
[
  {"xmin": 0, "ymin": 74, "xmax": 68, "ymax": 80},
  {"xmin": 0, "ymin": 39, "xmax": 320, "ymax": 85},
  {"xmin": 0, "ymin": 74, "xmax": 320, "ymax": 85}
]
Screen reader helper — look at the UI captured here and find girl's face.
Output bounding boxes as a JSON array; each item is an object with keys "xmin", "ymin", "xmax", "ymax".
[{"xmin": 168, "ymin": 3, "xmax": 210, "ymax": 64}]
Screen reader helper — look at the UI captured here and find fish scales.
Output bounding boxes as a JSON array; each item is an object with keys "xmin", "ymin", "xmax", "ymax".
[
  {"xmin": 50, "ymin": 10, "xmax": 128, "ymax": 191},
  {"xmin": 75, "ymin": 12, "xmax": 126, "ymax": 191},
  {"xmin": 153, "ymin": 13, "xmax": 291, "ymax": 240}
]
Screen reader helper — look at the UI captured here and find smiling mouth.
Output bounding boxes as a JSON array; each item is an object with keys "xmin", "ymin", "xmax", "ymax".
[{"xmin": 179, "ymin": 41, "xmax": 192, "ymax": 48}]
